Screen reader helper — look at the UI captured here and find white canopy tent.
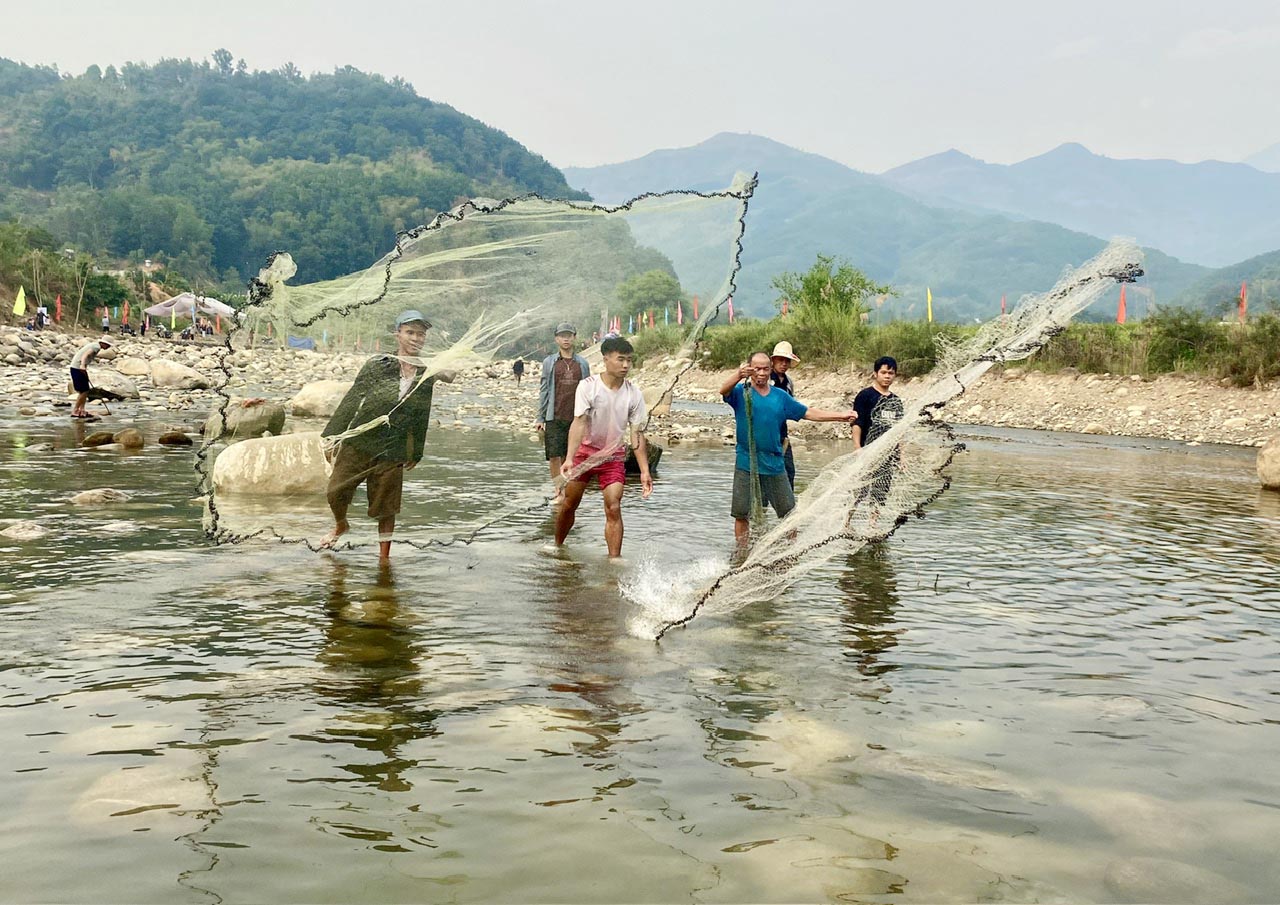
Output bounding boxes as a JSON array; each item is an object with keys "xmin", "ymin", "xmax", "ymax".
[{"xmin": 143, "ymin": 292, "xmax": 235, "ymax": 320}]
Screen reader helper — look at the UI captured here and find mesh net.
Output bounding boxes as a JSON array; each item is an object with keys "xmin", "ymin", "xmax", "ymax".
[
  {"xmin": 623, "ymin": 240, "xmax": 1145, "ymax": 640},
  {"xmin": 198, "ymin": 179, "xmax": 757, "ymax": 548}
]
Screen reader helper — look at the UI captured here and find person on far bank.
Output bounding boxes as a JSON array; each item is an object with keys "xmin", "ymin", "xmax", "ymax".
[
  {"xmin": 69, "ymin": 336, "xmax": 112, "ymax": 418},
  {"xmin": 852, "ymin": 356, "xmax": 905, "ymax": 507},
  {"xmin": 555, "ymin": 335, "xmax": 652, "ymax": 558},
  {"xmin": 512, "ymin": 357, "xmax": 525, "ymax": 387},
  {"xmin": 770, "ymin": 340, "xmax": 800, "ymax": 488},
  {"xmin": 722, "ymin": 352, "xmax": 857, "ymax": 546},
  {"xmin": 101, "ymin": 312, "xmax": 110, "ymax": 333},
  {"xmin": 536, "ymin": 323, "xmax": 590, "ymax": 485}
]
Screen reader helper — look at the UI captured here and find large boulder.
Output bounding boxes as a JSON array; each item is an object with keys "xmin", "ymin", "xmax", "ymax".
[
  {"xmin": 159, "ymin": 430, "xmax": 194, "ymax": 447},
  {"xmin": 205, "ymin": 398, "xmax": 286, "ymax": 441},
  {"xmin": 113, "ymin": 428, "xmax": 145, "ymax": 449},
  {"xmin": 643, "ymin": 385, "xmax": 674, "ymax": 417},
  {"xmin": 150, "ymin": 359, "xmax": 211, "ymax": 389},
  {"xmin": 212, "ymin": 431, "xmax": 330, "ymax": 496},
  {"xmin": 289, "ymin": 380, "xmax": 352, "ymax": 418},
  {"xmin": 1258, "ymin": 435, "xmax": 1280, "ymax": 491},
  {"xmin": 114, "ymin": 357, "xmax": 151, "ymax": 376},
  {"xmin": 82, "ymin": 431, "xmax": 116, "ymax": 448},
  {"xmin": 68, "ymin": 369, "xmax": 139, "ymax": 400}
]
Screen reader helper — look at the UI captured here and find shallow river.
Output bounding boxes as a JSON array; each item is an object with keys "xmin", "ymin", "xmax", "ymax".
[{"xmin": 2, "ymin": 414, "xmax": 1278, "ymax": 903}]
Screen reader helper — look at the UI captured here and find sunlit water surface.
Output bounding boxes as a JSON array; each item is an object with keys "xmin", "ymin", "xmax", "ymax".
[{"xmin": 2, "ymin": 413, "xmax": 1278, "ymax": 903}]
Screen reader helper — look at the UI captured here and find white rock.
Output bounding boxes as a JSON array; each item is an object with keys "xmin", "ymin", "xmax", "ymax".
[
  {"xmin": 150, "ymin": 359, "xmax": 211, "ymax": 389},
  {"xmin": 1223, "ymin": 416, "xmax": 1248, "ymax": 430},
  {"xmin": 1257, "ymin": 434, "xmax": 1280, "ymax": 491},
  {"xmin": 205, "ymin": 398, "xmax": 287, "ymax": 441},
  {"xmin": 69, "ymin": 488, "xmax": 132, "ymax": 505},
  {"xmin": 288, "ymin": 380, "xmax": 353, "ymax": 418},
  {"xmin": 114, "ymin": 357, "xmax": 150, "ymax": 376},
  {"xmin": 63, "ymin": 369, "xmax": 139, "ymax": 400},
  {"xmin": 0, "ymin": 520, "xmax": 49, "ymax": 540},
  {"xmin": 211, "ymin": 431, "xmax": 331, "ymax": 495}
]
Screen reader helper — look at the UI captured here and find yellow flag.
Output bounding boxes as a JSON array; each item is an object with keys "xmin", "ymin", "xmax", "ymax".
[
  {"xmin": 12, "ymin": 285, "xmax": 26, "ymax": 316},
  {"xmin": 171, "ymin": 305, "xmax": 176, "ymax": 330},
  {"xmin": 926, "ymin": 287, "xmax": 933, "ymax": 323}
]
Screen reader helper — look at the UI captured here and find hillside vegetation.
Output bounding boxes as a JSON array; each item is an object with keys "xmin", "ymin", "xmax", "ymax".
[{"xmin": 0, "ymin": 53, "xmax": 587, "ymax": 288}]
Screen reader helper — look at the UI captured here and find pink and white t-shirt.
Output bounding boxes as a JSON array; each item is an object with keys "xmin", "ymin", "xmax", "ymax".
[{"xmin": 573, "ymin": 375, "xmax": 647, "ymax": 459}]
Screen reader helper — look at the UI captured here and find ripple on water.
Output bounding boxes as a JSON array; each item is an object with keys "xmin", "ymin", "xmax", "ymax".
[{"xmin": 1, "ymin": 424, "xmax": 1279, "ymax": 901}]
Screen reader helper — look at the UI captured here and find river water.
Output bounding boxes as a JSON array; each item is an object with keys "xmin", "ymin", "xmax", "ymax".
[{"xmin": 2, "ymin": 414, "xmax": 1278, "ymax": 903}]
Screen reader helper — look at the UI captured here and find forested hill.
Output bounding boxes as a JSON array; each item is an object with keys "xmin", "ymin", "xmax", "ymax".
[{"xmin": 0, "ymin": 53, "xmax": 588, "ymax": 286}]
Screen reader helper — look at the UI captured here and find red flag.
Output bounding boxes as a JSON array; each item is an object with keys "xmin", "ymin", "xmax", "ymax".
[
  {"xmin": 1116, "ymin": 286, "xmax": 1127, "ymax": 324},
  {"xmin": 692, "ymin": 295, "xmax": 699, "ymax": 320},
  {"xmin": 1000, "ymin": 294, "xmax": 1006, "ymax": 315},
  {"xmin": 215, "ymin": 314, "xmax": 221, "ymax": 333},
  {"xmin": 122, "ymin": 300, "xmax": 130, "ymax": 325},
  {"xmin": 727, "ymin": 295, "xmax": 735, "ymax": 324},
  {"xmin": 648, "ymin": 309, "xmax": 654, "ymax": 329},
  {"xmin": 267, "ymin": 322, "xmax": 273, "ymax": 338},
  {"xmin": 677, "ymin": 300, "xmax": 683, "ymax": 325},
  {"xmin": 782, "ymin": 298, "xmax": 789, "ymax": 317},
  {"xmin": 55, "ymin": 294, "xmax": 62, "ymax": 322},
  {"xmin": 1239, "ymin": 280, "xmax": 1248, "ymax": 324}
]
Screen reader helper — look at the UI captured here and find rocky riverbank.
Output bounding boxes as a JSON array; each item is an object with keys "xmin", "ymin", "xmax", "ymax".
[
  {"xmin": 2, "ymin": 326, "xmax": 1277, "ymax": 462},
  {"xmin": 642, "ymin": 358, "xmax": 1280, "ymax": 449}
]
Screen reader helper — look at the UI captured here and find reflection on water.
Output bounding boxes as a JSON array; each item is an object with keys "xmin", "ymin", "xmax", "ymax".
[
  {"xmin": 313, "ymin": 562, "xmax": 437, "ymax": 795},
  {"xmin": 838, "ymin": 546, "xmax": 901, "ymax": 683},
  {"xmin": 2, "ymin": 414, "xmax": 1279, "ymax": 902}
]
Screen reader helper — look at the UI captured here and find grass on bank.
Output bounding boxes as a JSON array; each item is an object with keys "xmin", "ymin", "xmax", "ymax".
[{"xmin": 632, "ymin": 309, "xmax": 1280, "ymax": 386}]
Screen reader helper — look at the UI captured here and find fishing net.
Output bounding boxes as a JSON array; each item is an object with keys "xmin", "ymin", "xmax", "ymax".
[
  {"xmin": 198, "ymin": 178, "xmax": 757, "ymax": 548},
  {"xmin": 624, "ymin": 240, "xmax": 1145, "ymax": 640}
]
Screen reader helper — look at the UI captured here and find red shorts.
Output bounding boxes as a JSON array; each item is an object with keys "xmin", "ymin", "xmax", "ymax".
[{"xmin": 570, "ymin": 444, "xmax": 626, "ymax": 489}]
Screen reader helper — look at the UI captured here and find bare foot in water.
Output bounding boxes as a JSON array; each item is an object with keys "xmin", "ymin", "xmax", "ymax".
[{"xmin": 318, "ymin": 519, "xmax": 349, "ymax": 550}]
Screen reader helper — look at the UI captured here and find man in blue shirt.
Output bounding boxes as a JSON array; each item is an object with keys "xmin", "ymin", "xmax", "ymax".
[{"xmin": 720, "ymin": 351, "xmax": 857, "ymax": 545}]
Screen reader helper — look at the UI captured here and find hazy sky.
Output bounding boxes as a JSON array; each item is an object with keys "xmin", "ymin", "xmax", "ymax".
[{"xmin": 4, "ymin": 0, "xmax": 1278, "ymax": 173}]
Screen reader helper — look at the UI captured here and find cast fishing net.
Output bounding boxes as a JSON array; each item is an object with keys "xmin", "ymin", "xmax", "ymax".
[
  {"xmin": 624, "ymin": 240, "xmax": 1145, "ymax": 640},
  {"xmin": 198, "ymin": 177, "xmax": 757, "ymax": 548}
]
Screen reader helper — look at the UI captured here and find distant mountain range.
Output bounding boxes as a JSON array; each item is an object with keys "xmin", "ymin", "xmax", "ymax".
[
  {"xmin": 1173, "ymin": 249, "xmax": 1280, "ymax": 313},
  {"xmin": 882, "ymin": 143, "xmax": 1280, "ymax": 268},
  {"xmin": 565, "ymin": 133, "xmax": 1208, "ymax": 322},
  {"xmin": 1245, "ymin": 142, "xmax": 1280, "ymax": 174}
]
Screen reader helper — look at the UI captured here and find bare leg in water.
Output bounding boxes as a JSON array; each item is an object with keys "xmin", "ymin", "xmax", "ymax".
[
  {"xmin": 377, "ymin": 515, "xmax": 395, "ymax": 561},
  {"xmin": 554, "ymin": 480, "xmax": 588, "ymax": 546}
]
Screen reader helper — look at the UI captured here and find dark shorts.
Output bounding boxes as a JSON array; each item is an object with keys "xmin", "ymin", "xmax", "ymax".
[
  {"xmin": 543, "ymin": 418, "xmax": 573, "ymax": 460},
  {"xmin": 70, "ymin": 368, "xmax": 91, "ymax": 393},
  {"xmin": 569, "ymin": 444, "xmax": 626, "ymax": 489},
  {"xmin": 326, "ymin": 444, "xmax": 406, "ymax": 519},
  {"xmin": 731, "ymin": 469, "xmax": 796, "ymax": 520}
]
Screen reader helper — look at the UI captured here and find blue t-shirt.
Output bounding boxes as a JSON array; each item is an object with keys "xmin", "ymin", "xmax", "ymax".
[{"xmin": 724, "ymin": 383, "xmax": 807, "ymax": 475}]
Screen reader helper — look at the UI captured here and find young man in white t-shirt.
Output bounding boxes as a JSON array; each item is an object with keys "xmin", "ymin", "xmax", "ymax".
[{"xmin": 555, "ymin": 335, "xmax": 653, "ymax": 558}]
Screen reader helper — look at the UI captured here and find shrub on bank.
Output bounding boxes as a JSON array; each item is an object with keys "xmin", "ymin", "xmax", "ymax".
[
  {"xmin": 629, "ymin": 324, "xmax": 689, "ymax": 366},
  {"xmin": 1032, "ymin": 311, "xmax": 1280, "ymax": 386},
  {"xmin": 669, "ymin": 309, "xmax": 1277, "ymax": 386}
]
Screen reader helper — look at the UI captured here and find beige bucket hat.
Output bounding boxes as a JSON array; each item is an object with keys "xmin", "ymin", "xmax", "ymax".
[{"xmin": 770, "ymin": 341, "xmax": 800, "ymax": 362}]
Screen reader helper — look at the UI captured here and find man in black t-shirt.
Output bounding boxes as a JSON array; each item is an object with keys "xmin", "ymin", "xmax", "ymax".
[
  {"xmin": 852, "ymin": 356, "xmax": 904, "ymax": 505},
  {"xmin": 770, "ymin": 341, "xmax": 800, "ymax": 487}
]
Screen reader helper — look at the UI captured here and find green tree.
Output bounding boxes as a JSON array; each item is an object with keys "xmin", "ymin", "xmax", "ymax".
[
  {"xmin": 771, "ymin": 254, "xmax": 893, "ymax": 322},
  {"xmin": 616, "ymin": 269, "xmax": 682, "ymax": 319}
]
